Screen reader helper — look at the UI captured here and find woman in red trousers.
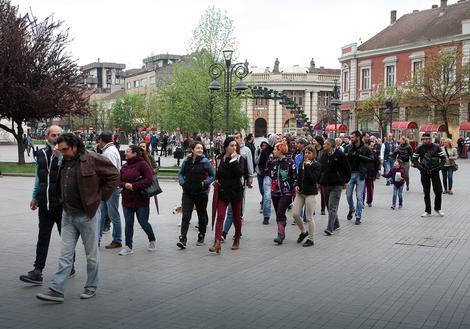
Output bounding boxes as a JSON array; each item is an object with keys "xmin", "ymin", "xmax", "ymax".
[{"xmin": 210, "ymin": 137, "xmax": 246, "ymax": 254}]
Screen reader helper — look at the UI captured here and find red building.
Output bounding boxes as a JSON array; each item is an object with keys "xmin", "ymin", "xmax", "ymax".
[{"xmin": 339, "ymin": 0, "xmax": 470, "ymax": 139}]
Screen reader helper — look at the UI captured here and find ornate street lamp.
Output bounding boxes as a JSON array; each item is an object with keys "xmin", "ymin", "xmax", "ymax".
[
  {"xmin": 384, "ymin": 98, "xmax": 399, "ymax": 136},
  {"xmin": 208, "ymin": 50, "xmax": 249, "ymax": 134},
  {"xmin": 330, "ymin": 79, "xmax": 342, "ymax": 138}
]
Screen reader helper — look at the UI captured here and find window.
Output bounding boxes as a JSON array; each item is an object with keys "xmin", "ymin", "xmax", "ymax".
[
  {"xmin": 141, "ymin": 78, "xmax": 147, "ymax": 87},
  {"xmin": 134, "ymin": 80, "xmax": 140, "ymax": 88},
  {"xmin": 361, "ymin": 68, "xmax": 370, "ymax": 90},
  {"xmin": 386, "ymin": 65, "xmax": 395, "ymax": 86},
  {"xmin": 298, "ymin": 97, "xmax": 303, "ymax": 106},
  {"xmin": 127, "ymin": 82, "xmax": 131, "ymax": 89},
  {"xmin": 150, "ymin": 76, "xmax": 156, "ymax": 85},
  {"xmin": 343, "ymin": 71, "xmax": 349, "ymax": 92}
]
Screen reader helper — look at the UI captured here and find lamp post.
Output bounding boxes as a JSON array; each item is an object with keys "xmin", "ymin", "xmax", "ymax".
[
  {"xmin": 330, "ymin": 79, "xmax": 342, "ymax": 138},
  {"xmin": 208, "ymin": 50, "xmax": 249, "ymax": 134},
  {"xmin": 384, "ymin": 98, "xmax": 399, "ymax": 136}
]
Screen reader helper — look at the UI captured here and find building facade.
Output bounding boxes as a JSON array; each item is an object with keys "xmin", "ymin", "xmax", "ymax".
[
  {"xmin": 339, "ymin": 0, "xmax": 470, "ymax": 138},
  {"xmin": 81, "ymin": 61, "xmax": 126, "ymax": 93},
  {"xmin": 244, "ymin": 58, "xmax": 340, "ymax": 137}
]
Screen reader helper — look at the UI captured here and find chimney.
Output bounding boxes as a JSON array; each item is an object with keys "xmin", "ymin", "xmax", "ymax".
[
  {"xmin": 390, "ymin": 10, "xmax": 397, "ymax": 24},
  {"xmin": 432, "ymin": 4, "xmax": 438, "ymax": 8},
  {"xmin": 441, "ymin": 0, "xmax": 447, "ymax": 9}
]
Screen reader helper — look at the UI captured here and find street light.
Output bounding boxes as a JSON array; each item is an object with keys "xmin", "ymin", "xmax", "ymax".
[
  {"xmin": 208, "ymin": 50, "xmax": 249, "ymax": 134},
  {"xmin": 384, "ymin": 98, "xmax": 399, "ymax": 136},
  {"xmin": 330, "ymin": 79, "xmax": 342, "ymax": 138}
]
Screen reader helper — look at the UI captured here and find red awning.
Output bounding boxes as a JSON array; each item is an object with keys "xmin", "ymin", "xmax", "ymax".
[
  {"xmin": 325, "ymin": 124, "xmax": 348, "ymax": 133},
  {"xmin": 313, "ymin": 123, "xmax": 323, "ymax": 131},
  {"xmin": 392, "ymin": 121, "xmax": 418, "ymax": 130},
  {"xmin": 419, "ymin": 124, "xmax": 447, "ymax": 132},
  {"xmin": 460, "ymin": 122, "xmax": 470, "ymax": 131}
]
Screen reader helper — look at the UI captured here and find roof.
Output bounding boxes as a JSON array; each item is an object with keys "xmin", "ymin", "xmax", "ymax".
[
  {"xmin": 460, "ymin": 122, "xmax": 470, "ymax": 130},
  {"xmin": 80, "ymin": 62, "xmax": 126, "ymax": 71},
  {"xmin": 358, "ymin": 1, "xmax": 470, "ymax": 51},
  {"xmin": 250, "ymin": 66, "xmax": 339, "ymax": 75}
]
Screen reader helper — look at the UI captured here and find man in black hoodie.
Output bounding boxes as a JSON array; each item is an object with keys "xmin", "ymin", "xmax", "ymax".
[
  {"xmin": 412, "ymin": 133, "xmax": 446, "ymax": 217},
  {"xmin": 320, "ymin": 138, "xmax": 351, "ymax": 235},
  {"xmin": 344, "ymin": 131, "xmax": 373, "ymax": 225}
]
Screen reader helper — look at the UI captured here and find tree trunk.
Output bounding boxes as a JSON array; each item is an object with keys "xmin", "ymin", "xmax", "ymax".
[
  {"xmin": 16, "ymin": 122, "xmax": 25, "ymax": 165},
  {"xmin": 441, "ymin": 105, "xmax": 451, "ymax": 137}
]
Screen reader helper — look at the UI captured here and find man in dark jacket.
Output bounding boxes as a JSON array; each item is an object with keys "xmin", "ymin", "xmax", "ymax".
[
  {"xmin": 344, "ymin": 131, "xmax": 373, "ymax": 225},
  {"xmin": 412, "ymin": 133, "xmax": 446, "ymax": 217},
  {"xmin": 20, "ymin": 125, "xmax": 75, "ymax": 285},
  {"xmin": 36, "ymin": 133, "xmax": 119, "ymax": 303},
  {"xmin": 320, "ymin": 138, "xmax": 351, "ymax": 235}
]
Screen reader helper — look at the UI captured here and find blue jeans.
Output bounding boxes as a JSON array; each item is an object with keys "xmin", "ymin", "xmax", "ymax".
[
  {"xmin": 49, "ymin": 210, "xmax": 100, "ymax": 295},
  {"xmin": 384, "ymin": 158, "xmax": 395, "ymax": 183},
  {"xmin": 99, "ymin": 189, "xmax": 122, "ymax": 243},
  {"xmin": 123, "ymin": 206, "xmax": 155, "ymax": 249},
  {"xmin": 392, "ymin": 185, "xmax": 404, "ymax": 207},
  {"xmin": 257, "ymin": 174, "xmax": 264, "ymax": 203},
  {"xmin": 346, "ymin": 172, "xmax": 365, "ymax": 219},
  {"xmin": 441, "ymin": 166, "xmax": 453, "ymax": 191},
  {"xmin": 262, "ymin": 176, "xmax": 272, "ymax": 219}
]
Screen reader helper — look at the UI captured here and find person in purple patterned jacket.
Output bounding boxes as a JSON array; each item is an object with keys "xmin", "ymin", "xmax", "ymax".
[{"xmin": 265, "ymin": 142, "xmax": 297, "ymax": 245}]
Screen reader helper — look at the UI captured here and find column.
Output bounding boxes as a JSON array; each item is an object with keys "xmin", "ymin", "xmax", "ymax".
[
  {"xmin": 399, "ymin": 106, "xmax": 406, "ymax": 121},
  {"xmin": 311, "ymin": 91, "xmax": 319, "ymax": 126},
  {"xmin": 245, "ymin": 98, "xmax": 254, "ymax": 134},
  {"xmin": 268, "ymin": 99, "xmax": 275, "ymax": 134},
  {"xmin": 304, "ymin": 90, "xmax": 311, "ymax": 124},
  {"xmin": 275, "ymin": 99, "xmax": 283, "ymax": 134}
]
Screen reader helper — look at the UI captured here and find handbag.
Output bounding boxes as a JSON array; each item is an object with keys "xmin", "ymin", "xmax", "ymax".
[
  {"xmin": 444, "ymin": 148, "xmax": 458, "ymax": 172},
  {"xmin": 138, "ymin": 174, "xmax": 163, "ymax": 198}
]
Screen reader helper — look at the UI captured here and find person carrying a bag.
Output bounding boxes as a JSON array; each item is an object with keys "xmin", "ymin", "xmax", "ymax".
[
  {"xmin": 441, "ymin": 138, "xmax": 458, "ymax": 195},
  {"xmin": 118, "ymin": 145, "xmax": 156, "ymax": 256}
]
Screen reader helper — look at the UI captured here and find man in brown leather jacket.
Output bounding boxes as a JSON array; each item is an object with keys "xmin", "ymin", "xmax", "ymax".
[{"xmin": 36, "ymin": 133, "xmax": 119, "ymax": 303}]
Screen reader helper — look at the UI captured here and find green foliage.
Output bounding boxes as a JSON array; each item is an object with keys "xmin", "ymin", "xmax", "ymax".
[{"xmin": 111, "ymin": 93, "xmax": 145, "ymax": 132}]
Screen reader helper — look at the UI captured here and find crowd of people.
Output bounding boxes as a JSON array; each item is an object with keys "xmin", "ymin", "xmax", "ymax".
[{"xmin": 19, "ymin": 124, "xmax": 459, "ymax": 303}]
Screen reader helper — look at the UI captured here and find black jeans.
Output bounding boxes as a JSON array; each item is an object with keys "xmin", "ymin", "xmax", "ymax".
[
  {"xmin": 421, "ymin": 171, "xmax": 442, "ymax": 213},
  {"xmin": 160, "ymin": 144, "xmax": 167, "ymax": 156},
  {"xmin": 180, "ymin": 192, "xmax": 209, "ymax": 239},
  {"xmin": 34, "ymin": 207, "xmax": 62, "ymax": 271}
]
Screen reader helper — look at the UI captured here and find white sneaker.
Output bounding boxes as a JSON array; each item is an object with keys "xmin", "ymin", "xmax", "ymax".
[
  {"xmin": 435, "ymin": 210, "xmax": 445, "ymax": 217},
  {"xmin": 421, "ymin": 212, "xmax": 431, "ymax": 218},
  {"xmin": 148, "ymin": 241, "xmax": 156, "ymax": 252},
  {"xmin": 118, "ymin": 246, "xmax": 133, "ymax": 256}
]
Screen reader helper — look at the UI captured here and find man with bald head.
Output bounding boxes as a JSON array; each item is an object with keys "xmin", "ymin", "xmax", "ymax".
[{"xmin": 20, "ymin": 125, "xmax": 74, "ymax": 284}]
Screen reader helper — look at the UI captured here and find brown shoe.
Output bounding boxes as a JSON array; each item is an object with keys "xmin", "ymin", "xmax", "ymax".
[
  {"xmin": 231, "ymin": 236, "xmax": 240, "ymax": 250},
  {"xmin": 209, "ymin": 240, "xmax": 221, "ymax": 254},
  {"xmin": 105, "ymin": 241, "xmax": 122, "ymax": 249}
]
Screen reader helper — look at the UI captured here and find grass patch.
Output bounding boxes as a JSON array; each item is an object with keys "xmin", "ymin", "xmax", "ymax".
[
  {"xmin": 157, "ymin": 171, "xmax": 178, "ymax": 177},
  {"xmin": 0, "ymin": 162, "xmax": 35, "ymax": 174}
]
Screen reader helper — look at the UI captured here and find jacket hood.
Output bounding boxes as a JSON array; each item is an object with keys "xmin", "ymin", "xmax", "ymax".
[
  {"xmin": 258, "ymin": 137, "xmax": 269, "ymax": 146},
  {"xmin": 268, "ymin": 135, "xmax": 278, "ymax": 147}
]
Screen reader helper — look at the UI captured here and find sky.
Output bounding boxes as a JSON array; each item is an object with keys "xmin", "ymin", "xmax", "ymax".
[{"xmin": 15, "ymin": 0, "xmax": 438, "ymax": 71}]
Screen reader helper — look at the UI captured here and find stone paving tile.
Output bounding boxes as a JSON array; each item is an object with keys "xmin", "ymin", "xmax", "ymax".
[{"xmin": 2, "ymin": 159, "xmax": 470, "ymax": 329}]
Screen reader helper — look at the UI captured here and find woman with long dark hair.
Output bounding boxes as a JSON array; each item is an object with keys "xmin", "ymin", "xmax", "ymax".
[
  {"xmin": 118, "ymin": 145, "xmax": 156, "ymax": 255},
  {"xmin": 210, "ymin": 137, "xmax": 245, "ymax": 254},
  {"xmin": 177, "ymin": 141, "xmax": 215, "ymax": 249},
  {"xmin": 266, "ymin": 142, "xmax": 296, "ymax": 245}
]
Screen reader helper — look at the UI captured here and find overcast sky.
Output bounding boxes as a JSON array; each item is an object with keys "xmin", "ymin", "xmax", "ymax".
[{"xmin": 15, "ymin": 0, "xmax": 439, "ymax": 70}]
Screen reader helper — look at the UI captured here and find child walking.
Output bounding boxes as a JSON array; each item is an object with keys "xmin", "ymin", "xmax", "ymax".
[{"xmin": 382, "ymin": 159, "xmax": 406, "ymax": 209}]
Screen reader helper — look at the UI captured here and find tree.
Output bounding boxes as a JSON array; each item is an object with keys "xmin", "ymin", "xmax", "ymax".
[
  {"xmin": 0, "ymin": 0, "xmax": 88, "ymax": 164},
  {"xmin": 360, "ymin": 84, "xmax": 402, "ymax": 138},
  {"xmin": 405, "ymin": 46, "xmax": 470, "ymax": 136},
  {"xmin": 111, "ymin": 93, "xmax": 145, "ymax": 133},
  {"xmin": 160, "ymin": 6, "xmax": 248, "ymax": 138},
  {"xmin": 189, "ymin": 6, "xmax": 237, "ymax": 61}
]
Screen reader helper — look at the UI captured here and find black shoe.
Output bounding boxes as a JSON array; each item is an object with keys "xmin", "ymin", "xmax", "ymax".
[
  {"xmin": 297, "ymin": 232, "xmax": 308, "ymax": 243},
  {"xmin": 355, "ymin": 218, "xmax": 361, "ymax": 225},
  {"xmin": 347, "ymin": 211, "xmax": 354, "ymax": 220},
  {"xmin": 263, "ymin": 218, "xmax": 269, "ymax": 225},
  {"xmin": 36, "ymin": 289, "xmax": 64, "ymax": 303},
  {"xmin": 334, "ymin": 226, "xmax": 340, "ymax": 231},
  {"xmin": 386, "ymin": 181, "xmax": 391, "ymax": 186},
  {"xmin": 103, "ymin": 226, "xmax": 111, "ymax": 234},
  {"xmin": 324, "ymin": 229, "xmax": 333, "ymax": 236},
  {"xmin": 177, "ymin": 236, "xmax": 187, "ymax": 249},
  {"xmin": 196, "ymin": 233, "xmax": 205, "ymax": 246},
  {"xmin": 20, "ymin": 269, "xmax": 43, "ymax": 285},
  {"xmin": 221, "ymin": 231, "xmax": 227, "ymax": 242},
  {"xmin": 321, "ymin": 209, "xmax": 326, "ymax": 215},
  {"xmin": 273, "ymin": 235, "xmax": 284, "ymax": 245},
  {"xmin": 302, "ymin": 239, "xmax": 314, "ymax": 247},
  {"xmin": 367, "ymin": 203, "xmax": 372, "ymax": 207}
]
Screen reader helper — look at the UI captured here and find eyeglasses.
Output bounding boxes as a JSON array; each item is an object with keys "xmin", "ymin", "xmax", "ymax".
[
  {"xmin": 57, "ymin": 146, "xmax": 70, "ymax": 152},
  {"xmin": 49, "ymin": 134, "xmax": 60, "ymax": 137}
]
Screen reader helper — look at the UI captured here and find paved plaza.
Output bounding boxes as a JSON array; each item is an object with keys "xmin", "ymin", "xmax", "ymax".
[{"xmin": 2, "ymin": 159, "xmax": 470, "ymax": 329}]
